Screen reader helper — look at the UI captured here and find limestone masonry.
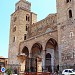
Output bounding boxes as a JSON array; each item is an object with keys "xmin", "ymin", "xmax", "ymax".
[{"xmin": 8, "ymin": 0, "xmax": 75, "ymax": 72}]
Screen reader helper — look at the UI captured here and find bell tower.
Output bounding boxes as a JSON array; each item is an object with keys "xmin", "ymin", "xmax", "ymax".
[
  {"xmin": 8, "ymin": 0, "xmax": 37, "ymax": 65},
  {"xmin": 57, "ymin": 0, "xmax": 73, "ymax": 23},
  {"xmin": 57, "ymin": 0, "xmax": 75, "ymax": 71}
]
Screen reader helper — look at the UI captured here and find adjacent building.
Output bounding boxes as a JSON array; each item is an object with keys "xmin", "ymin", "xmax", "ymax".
[{"xmin": 0, "ymin": 56, "xmax": 8, "ymax": 70}]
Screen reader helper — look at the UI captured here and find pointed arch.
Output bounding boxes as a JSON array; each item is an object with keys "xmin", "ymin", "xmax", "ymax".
[
  {"xmin": 45, "ymin": 38, "xmax": 58, "ymax": 72},
  {"xmin": 22, "ymin": 46, "xmax": 29, "ymax": 57},
  {"xmin": 31, "ymin": 43, "xmax": 43, "ymax": 57},
  {"xmin": 45, "ymin": 38, "xmax": 58, "ymax": 49}
]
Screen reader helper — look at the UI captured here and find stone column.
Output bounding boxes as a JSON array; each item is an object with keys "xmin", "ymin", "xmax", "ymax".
[
  {"xmin": 29, "ymin": 52, "xmax": 32, "ymax": 72},
  {"xmin": 42, "ymin": 50, "xmax": 46, "ymax": 72},
  {"xmin": 59, "ymin": 44, "xmax": 62, "ymax": 74},
  {"xmin": 51, "ymin": 54, "xmax": 54, "ymax": 73}
]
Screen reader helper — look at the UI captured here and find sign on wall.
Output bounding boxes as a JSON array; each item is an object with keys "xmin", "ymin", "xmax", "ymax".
[{"xmin": 1, "ymin": 67, "xmax": 5, "ymax": 72}]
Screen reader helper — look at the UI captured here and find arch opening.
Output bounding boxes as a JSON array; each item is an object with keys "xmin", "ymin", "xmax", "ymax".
[
  {"xmin": 31, "ymin": 43, "xmax": 43, "ymax": 58},
  {"xmin": 21, "ymin": 46, "xmax": 29, "ymax": 72},
  {"xmin": 46, "ymin": 53, "xmax": 51, "ymax": 72},
  {"xmin": 31, "ymin": 43, "xmax": 43, "ymax": 72},
  {"xmin": 45, "ymin": 38, "xmax": 58, "ymax": 72},
  {"xmin": 22, "ymin": 46, "xmax": 29, "ymax": 57}
]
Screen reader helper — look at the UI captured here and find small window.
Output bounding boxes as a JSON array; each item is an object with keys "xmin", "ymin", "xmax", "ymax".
[
  {"xmin": 24, "ymin": 34, "xmax": 26, "ymax": 40},
  {"xmin": 69, "ymin": 10, "xmax": 72, "ymax": 18},
  {"xmin": 26, "ymin": 14, "xmax": 30, "ymax": 21},
  {"xmin": 70, "ymin": 32, "xmax": 73, "ymax": 37},
  {"xmin": 13, "ymin": 26, "xmax": 16, "ymax": 32},
  {"xmin": 13, "ymin": 37, "xmax": 15, "ymax": 42},
  {"xmin": 26, "ymin": 26, "xmax": 28, "ymax": 31},
  {"xmin": 26, "ymin": 16, "xmax": 28, "ymax": 21}
]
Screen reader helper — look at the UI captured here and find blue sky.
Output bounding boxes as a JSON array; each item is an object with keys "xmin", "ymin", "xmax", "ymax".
[{"xmin": 0, "ymin": 0, "xmax": 56, "ymax": 58}]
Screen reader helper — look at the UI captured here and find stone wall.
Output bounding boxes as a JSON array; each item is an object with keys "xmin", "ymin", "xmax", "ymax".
[{"xmin": 29, "ymin": 14, "xmax": 57, "ymax": 37}]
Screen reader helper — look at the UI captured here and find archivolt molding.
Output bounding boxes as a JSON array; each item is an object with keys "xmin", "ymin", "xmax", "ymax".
[{"xmin": 44, "ymin": 35, "xmax": 58, "ymax": 48}]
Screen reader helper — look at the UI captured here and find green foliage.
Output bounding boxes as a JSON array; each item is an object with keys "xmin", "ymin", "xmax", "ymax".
[{"xmin": 5, "ymin": 67, "xmax": 13, "ymax": 75}]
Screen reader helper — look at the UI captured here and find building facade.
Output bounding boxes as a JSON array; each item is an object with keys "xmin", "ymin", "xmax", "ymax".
[
  {"xmin": 8, "ymin": 0, "xmax": 75, "ymax": 73},
  {"xmin": 0, "ymin": 56, "xmax": 8, "ymax": 70}
]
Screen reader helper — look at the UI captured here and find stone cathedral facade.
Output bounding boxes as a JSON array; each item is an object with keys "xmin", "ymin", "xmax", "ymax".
[{"xmin": 8, "ymin": 0, "xmax": 75, "ymax": 73}]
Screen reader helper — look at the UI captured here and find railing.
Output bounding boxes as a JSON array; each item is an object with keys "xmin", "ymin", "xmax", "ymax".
[{"xmin": 24, "ymin": 72, "xmax": 50, "ymax": 75}]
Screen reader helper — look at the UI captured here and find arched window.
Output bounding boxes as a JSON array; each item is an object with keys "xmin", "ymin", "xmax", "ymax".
[
  {"xmin": 24, "ymin": 34, "xmax": 26, "ymax": 40},
  {"xmin": 26, "ymin": 14, "xmax": 30, "ymax": 21},
  {"xmin": 26, "ymin": 16, "xmax": 28, "ymax": 21},
  {"xmin": 26, "ymin": 26, "xmax": 28, "ymax": 31},
  {"xmin": 69, "ymin": 10, "xmax": 72, "ymax": 18},
  {"xmin": 45, "ymin": 53, "xmax": 52, "ymax": 72}
]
